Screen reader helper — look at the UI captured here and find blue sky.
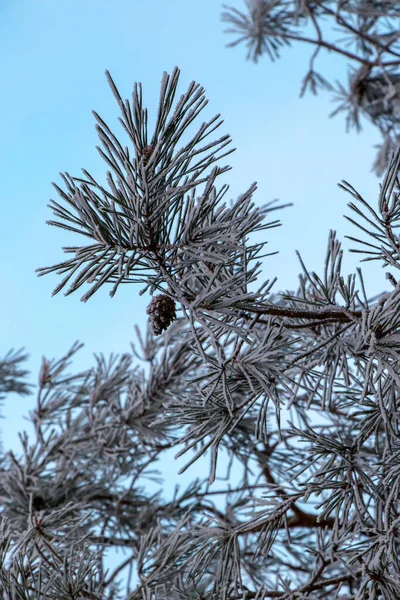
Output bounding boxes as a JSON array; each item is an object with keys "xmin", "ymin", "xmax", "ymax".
[{"xmin": 0, "ymin": 0, "xmax": 391, "ymax": 588}]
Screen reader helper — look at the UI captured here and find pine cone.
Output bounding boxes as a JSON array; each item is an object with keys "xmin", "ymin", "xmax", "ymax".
[
  {"xmin": 146, "ymin": 294, "xmax": 177, "ymax": 335},
  {"xmin": 141, "ymin": 144, "xmax": 154, "ymax": 166}
]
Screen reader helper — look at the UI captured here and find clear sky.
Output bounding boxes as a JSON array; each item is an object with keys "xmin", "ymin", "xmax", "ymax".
[{"xmin": 0, "ymin": 0, "xmax": 391, "ymax": 588}]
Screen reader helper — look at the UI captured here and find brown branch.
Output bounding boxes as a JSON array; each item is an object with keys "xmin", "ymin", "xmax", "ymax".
[
  {"xmin": 237, "ymin": 568, "xmax": 363, "ymax": 598},
  {"xmin": 238, "ymin": 303, "xmax": 362, "ymax": 322},
  {"xmin": 322, "ymin": 4, "xmax": 400, "ymax": 61},
  {"xmin": 257, "ymin": 29, "xmax": 371, "ymax": 65},
  {"xmin": 88, "ymin": 534, "xmax": 138, "ymax": 548},
  {"xmin": 239, "ymin": 310, "xmax": 353, "ymax": 330}
]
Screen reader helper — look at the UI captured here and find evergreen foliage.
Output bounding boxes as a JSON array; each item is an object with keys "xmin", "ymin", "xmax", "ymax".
[{"xmin": 2, "ymin": 62, "xmax": 400, "ymax": 598}]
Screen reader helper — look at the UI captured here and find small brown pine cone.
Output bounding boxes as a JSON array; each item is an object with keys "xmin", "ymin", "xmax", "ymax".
[
  {"xmin": 146, "ymin": 294, "xmax": 177, "ymax": 336},
  {"xmin": 141, "ymin": 144, "xmax": 154, "ymax": 166}
]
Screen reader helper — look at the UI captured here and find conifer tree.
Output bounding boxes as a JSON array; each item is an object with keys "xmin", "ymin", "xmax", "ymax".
[{"xmin": 1, "ymin": 65, "xmax": 400, "ymax": 599}]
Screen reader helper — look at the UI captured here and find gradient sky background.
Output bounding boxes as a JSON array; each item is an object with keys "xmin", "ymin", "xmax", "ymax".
[{"xmin": 0, "ymin": 0, "xmax": 393, "ymax": 589}]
